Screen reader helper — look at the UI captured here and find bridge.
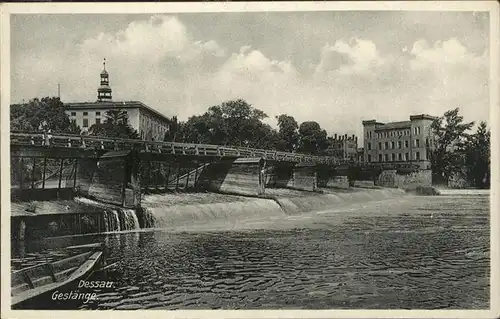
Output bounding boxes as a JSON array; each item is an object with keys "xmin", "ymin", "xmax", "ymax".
[{"xmin": 10, "ymin": 132, "xmax": 422, "ymax": 208}]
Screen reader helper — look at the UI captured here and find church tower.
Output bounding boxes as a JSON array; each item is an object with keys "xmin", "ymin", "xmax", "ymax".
[{"xmin": 97, "ymin": 58, "xmax": 112, "ymax": 102}]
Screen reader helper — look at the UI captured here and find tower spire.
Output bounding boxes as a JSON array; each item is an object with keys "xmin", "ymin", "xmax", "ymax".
[{"xmin": 97, "ymin": 58, "xmax": 112, "ymax": 102}]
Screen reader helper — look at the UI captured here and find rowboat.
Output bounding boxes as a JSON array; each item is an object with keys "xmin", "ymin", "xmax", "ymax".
[{"xmin": 11, "ymin": 242, "xmax": 104, "ymax": 309}]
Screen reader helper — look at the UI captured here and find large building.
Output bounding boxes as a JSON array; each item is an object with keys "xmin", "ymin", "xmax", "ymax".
[
  {"xmin": 65, "ymin": 60, "xmax": 173, "ymax": 141},
  {"xmin": 362, "ymin": 114, "xmax": 437, "ymax": 169},
  {"xmin": 325, "ymin": 134, "xmax": 358, "ymax": 161}
]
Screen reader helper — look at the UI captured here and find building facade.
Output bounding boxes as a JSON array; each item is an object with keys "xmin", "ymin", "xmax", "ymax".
[
  {"xmin": 325, "ymin": 134, "xmax": 358, "ymax": 161},
  {"xmin": 64, "ymin": 60, "xmax": 172, "ymax": 141},
  {"xmin": 362, "ymin": 114, "xmax": 437, "ymax": 169}
]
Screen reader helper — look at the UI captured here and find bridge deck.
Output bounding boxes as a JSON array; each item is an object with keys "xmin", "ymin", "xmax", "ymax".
[
  {"xmin": 10, "ymin": 132, "xmax": 421, "ymax": 170},
  {"xmin": 11, "ymin": 132, "xmax": 344, "ymax": 165}
]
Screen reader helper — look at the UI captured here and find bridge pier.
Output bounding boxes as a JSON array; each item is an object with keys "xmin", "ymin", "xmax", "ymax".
[
  {"xmin": 197, "ymin": 158, "xmax": 265, "ymax": 196},
  {"xmin": 87, "ymin": 150, "xmax": 141, "ymax": 207},
  {"xmin": 316, "ymin": 165, "xmax": 350, "ymax": 189},
  {"xmin": 266, "ymin": 162, "xmax": 318, "ymax": 192}
]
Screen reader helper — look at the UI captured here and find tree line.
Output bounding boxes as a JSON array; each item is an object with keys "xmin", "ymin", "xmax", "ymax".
[
  {"xmin": 10, "ymin": 98, "xmax": 332, "ymax": 155},
  {"xmin": 10, "ymin": 97, "xmax": 490, "ymax": 188},
  {"xmin": 428, "ymin": 108, "xmax": 490, "ymax": 189}
]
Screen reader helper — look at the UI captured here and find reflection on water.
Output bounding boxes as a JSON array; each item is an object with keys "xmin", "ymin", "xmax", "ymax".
[{"xmin": 15, "ymin": 194, "xmax": 489, "ymax": 310}]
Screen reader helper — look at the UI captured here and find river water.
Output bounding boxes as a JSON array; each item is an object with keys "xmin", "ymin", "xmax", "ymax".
[{"xmin": 15, "ymin": 192, "xmax": 490, "ymax": 310}]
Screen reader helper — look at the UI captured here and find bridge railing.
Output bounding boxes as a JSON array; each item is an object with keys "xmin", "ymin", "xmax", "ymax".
[{"xmin": 10, "ymin": 132, "xmax": 349, "ymax": 165}]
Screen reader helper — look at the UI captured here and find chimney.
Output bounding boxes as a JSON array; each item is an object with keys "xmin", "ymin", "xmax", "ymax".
[
  {"xmin": 334, "ymin": 133, "xmax": 337, "ymax": 140},
  {"xmin": 352, "ymin": 134, "xmax": 355, "ymax": 140}
]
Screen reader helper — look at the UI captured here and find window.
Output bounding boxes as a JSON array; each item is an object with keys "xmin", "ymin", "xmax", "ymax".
[
  {"xmin": 405, "ymin": 140, "xmax": 409, "ymax": 148},
  {"xmin": 384, "ymin": 142, "xmax": 388, "ymax": 149},
  {"xmin": 368, "ymin": 154, "xmax": 372, "ymax": 162},
  {"xmin": 71, "ymin": 119, "xmax": 76, "ymax": 125},
  {"xmin": 416, "ymin": 152, "xmax": 420, "ymax": 160},
  {"xmin": 71, "ymin": 112, "xmax": 76, "ymax": 116},
  {"xmin": 83, "ymin": 118, "xmax": 89, "ymax": 128},
  {"xmin": 398, "ymin": 153, "xmax": 402, "ymax": 161},
  {"xmin": 95, "ymin": 118, "xmax": 101, "ymax": 125},
  {"xmin": 384, "ymin": 154, "xmax": 389, "ymax": 162},
  {"xmin": 96, "ymin": 112, "xmax": 101, "ymax": 116},
  {"xmin": 368, "ymin": 142, "xmax": 371, "ymax": 150},
  {"xmin": 398, "ymin": 141, "xmax": 402, "ymax": 149},
  {"xmin": 415, "ymin": 139, "xmax": 420, "ymax": 148},
  {"xmin": 83, "ymin": 112, "xmax": 88, "ymax": 116},
  {"xmin": 378, "ymin": 142, "xmax": 382, "ymax": 150},
  {"xmin": 379, "ymin": 154, "xmax": 382, "ymax": 162},
  {"xmin": 405, "ymin": 153, "xmax": 409, "ymax": 161},
  {"xmin": 391, "ymin": 153, "xmax": 396, "ymax": 161},
  {"xmin": 391, "ymin": 141, "xmax": 395, "ymax": 149}
]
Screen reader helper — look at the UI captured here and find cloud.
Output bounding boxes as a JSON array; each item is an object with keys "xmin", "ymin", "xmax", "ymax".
[
  {"xmin": 409, "ymin": 38, "xmax": 487, "ymax": 70},
  {"xmin": 315, "ymin": 38, "xmax": 386, "ymax": 77}
]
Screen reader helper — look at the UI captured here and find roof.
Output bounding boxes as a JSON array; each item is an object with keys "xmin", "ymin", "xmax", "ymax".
[
  {"xmin": 374, "ymin": 121, "xmax": 411, "ymax": 131},
  {"xmin": 410, "ymin": 114, "xmax": 438, "ymax": 121},
  {"xmin": 65, "ymin": 100, "xmax": 171, "ymax": 123},
  {"xmin": 364, "ymin": 114, "xmax": 437, "ymax": 129}
]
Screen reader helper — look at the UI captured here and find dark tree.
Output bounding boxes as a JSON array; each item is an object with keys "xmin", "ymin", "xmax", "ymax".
[
  {"xmin": 178, "ymin": 99, "xmax": 279, "ymax": 149},
  {"xmin": 298, "ymin": 121, "xmax": 328, "ymax": 155},
  {"xmin": 10, "ymin": 97, "xmax": 80, "ymax": 134},
  {"xmin": 428, "ymin": 108, "xmax": 474, "ymax": 185},
  {"xmin": 464, "ymin": 121, "xmax": 490, "ymax": 188},
  {"xmin": 276, "ymin": 114, "xmax": 299, "ymax": 152},
  {"xmin": 164, "ymin": 116, "xmax": 179, "ymax": 142},
  {"xmin": 88, "ymin": 109, "xmax": 139, "ymax": 139}
]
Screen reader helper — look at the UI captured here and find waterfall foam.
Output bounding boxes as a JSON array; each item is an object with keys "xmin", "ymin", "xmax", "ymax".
[
  {"xmin": 112, "ymin": 210, "xmax": 121, "ymax": 232},
  {"xmin": 140, "ymin": 187, "xmax": 407, "ymax": 229},
  {"xmin": 123, "ymin": 209, "xmax": 140, "ymax": 230},
  {"xmin": 142, "ymin": 198, "xmax": 286, "ymax": 229}
]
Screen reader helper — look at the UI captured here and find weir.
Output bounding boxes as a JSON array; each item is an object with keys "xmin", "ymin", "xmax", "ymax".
[
  {"xmin": 11, "ymin": 201, "xmax": 142, "ymax": 240},
  {"xmin": 10, "ymin": 140, "xmax": 433, "ymax": 239}
]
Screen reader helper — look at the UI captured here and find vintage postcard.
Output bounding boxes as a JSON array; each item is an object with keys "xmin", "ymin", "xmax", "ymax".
[{"xmin": 1, "ymin": 1, "xmax": 498, "ymax": 319}]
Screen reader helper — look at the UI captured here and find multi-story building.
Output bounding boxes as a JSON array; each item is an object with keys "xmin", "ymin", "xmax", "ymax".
[
  {"xmin": 64, "ymin": 60, "xmax": 173, "ymax": 141},
  {"xmin": 325, "ymin": 134, "xmax": 358, "ymax": 161},
  {"xmin": 362, "ymin": 114, "xmax": 437, "ymax": 169}
]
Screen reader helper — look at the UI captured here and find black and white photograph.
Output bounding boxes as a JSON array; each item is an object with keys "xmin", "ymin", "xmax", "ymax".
[{"xmin": 1, "ymin": 1, "xmax": 498, "ymax": 318}]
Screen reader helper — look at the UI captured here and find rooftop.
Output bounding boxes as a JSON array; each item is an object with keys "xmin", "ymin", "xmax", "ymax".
[
  {"xmin": 65, "ymin": 100, "xmax": 171, "ymax": 122},
  {"xmin": 374, "ymin": 121, "xmax": 411, "ymax": 131},
  {"xmin": 363, "ymin": 114, "xmax": 438, "ymax": 129}
]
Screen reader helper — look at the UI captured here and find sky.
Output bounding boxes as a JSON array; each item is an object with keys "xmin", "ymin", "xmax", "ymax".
[{"xmin": 10, "ymin": 11, "xmax": 491, "ymax": 137}]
